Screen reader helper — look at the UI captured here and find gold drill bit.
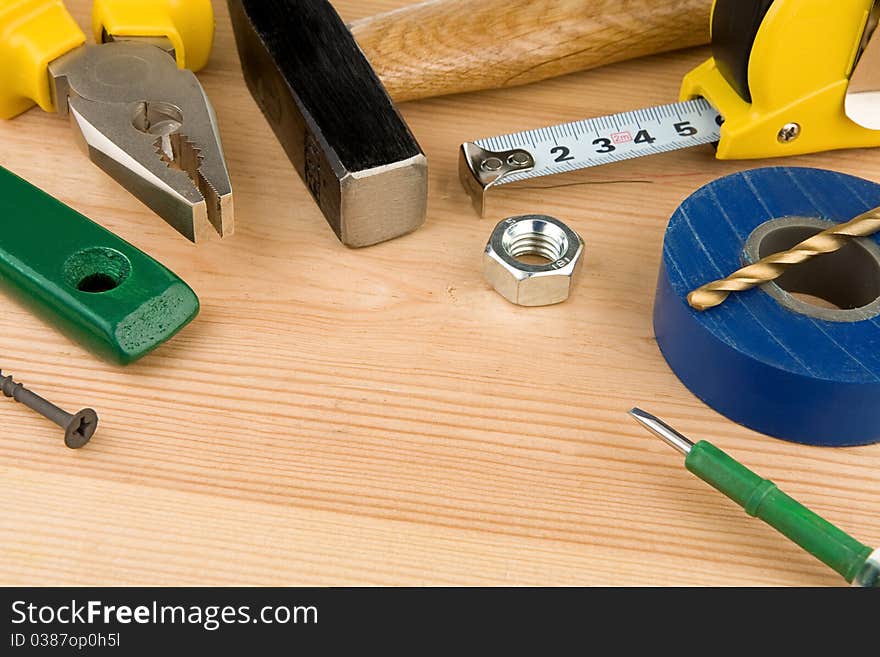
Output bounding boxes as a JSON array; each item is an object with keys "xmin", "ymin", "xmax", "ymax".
[{"xmin": 687, "ymin": 208, "xmax": 880, "ymax": 311}]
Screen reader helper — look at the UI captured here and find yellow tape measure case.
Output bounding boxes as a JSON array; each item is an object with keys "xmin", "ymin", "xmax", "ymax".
[{"xmin": 681, "ymin": 0, "xmax": 880, "ymax": 159}]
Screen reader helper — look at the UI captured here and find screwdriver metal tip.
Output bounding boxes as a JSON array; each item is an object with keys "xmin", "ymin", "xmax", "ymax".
[{"xmin": 628, "ymin": 408, "xmax": 694, "ymax": 456}]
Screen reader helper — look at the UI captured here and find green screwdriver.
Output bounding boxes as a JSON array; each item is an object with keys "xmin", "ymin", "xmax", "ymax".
[{"xmin": 629, "ymin": 408, "xmax": 879, "ymax": 587}]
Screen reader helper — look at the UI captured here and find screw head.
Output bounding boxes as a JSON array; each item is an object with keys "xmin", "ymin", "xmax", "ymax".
[
  {"xmin": 778, "ymin": 123, "xmax": 802, "ymax": 143},
  {"xmin": 480, "ymin": 157, "xmax": 503, "ymax": 172},
  {"xmin": 64, "ymin": 408, "xmax": 99, "ymax": 449}
]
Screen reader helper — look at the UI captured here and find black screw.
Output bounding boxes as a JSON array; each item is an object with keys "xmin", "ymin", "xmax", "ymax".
[{"xmin": 1, "ymin": 370, "xmax": 98, "ymax": 449}]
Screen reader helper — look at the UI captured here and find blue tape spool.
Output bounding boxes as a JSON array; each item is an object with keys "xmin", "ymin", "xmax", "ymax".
[{"xmin": 655, "ymin": 167, "xmax": 880, "ymax": 446}]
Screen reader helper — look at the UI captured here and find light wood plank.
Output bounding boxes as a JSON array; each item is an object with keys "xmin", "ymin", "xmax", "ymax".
[{"xmin": 0, "ymin": 0, "xmax": 877, "ymax": 586}]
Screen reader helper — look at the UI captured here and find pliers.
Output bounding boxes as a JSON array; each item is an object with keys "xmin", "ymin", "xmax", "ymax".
[{"xmin": 0, "ymin": 0, "xmax": 233, "ymax": 242}]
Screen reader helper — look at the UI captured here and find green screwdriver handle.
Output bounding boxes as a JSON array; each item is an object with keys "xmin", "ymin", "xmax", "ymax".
[{"xmin": 686, "ymin": 441, "xmax": 873, "ymax": 584}]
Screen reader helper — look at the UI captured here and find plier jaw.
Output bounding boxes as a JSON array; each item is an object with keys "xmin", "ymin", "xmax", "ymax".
[
  {"xmin": 49, "ymin": 40, "xmax": 233, "ymax": 242},
  {"xmin": 0, "ymin": 0, "xmax": 232, "ymax": 242}
]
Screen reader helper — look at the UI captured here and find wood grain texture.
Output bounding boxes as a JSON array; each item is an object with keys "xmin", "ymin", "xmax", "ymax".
[
  {"xmin": 0, "ymin": 0, "xmax": 878, "ymax": 587},
  {"xmin": 351, "ymin": 0, "xmax": 713, "ymax": 101}
]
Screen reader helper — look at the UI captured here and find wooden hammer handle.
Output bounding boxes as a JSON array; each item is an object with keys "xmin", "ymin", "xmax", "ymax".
[{"xmin": 350, "ymin": 0, "xmax": 713, "ymax": 102}]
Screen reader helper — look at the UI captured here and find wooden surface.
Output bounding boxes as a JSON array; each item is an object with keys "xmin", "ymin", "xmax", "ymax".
[{"xmin": 1, "ymin": 0, "xmax": 878, "ymax": 587}]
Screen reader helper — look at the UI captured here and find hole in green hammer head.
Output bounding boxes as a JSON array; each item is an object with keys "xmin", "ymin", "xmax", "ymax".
[
  {"xmin": 63, "ymin": 247, "xmax": 132, "ymax": 294},
  {"xmin": 77, "ymin": 273, "xmax": 121, "ymax": 293}
]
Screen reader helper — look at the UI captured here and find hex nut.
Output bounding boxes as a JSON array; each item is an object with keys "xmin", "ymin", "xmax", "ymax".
[{"xmin": 483, "ymin": 215, "xmax": 585, "ymax": 306}]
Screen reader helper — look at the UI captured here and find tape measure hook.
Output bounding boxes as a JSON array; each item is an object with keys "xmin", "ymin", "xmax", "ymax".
[{"xmin": 458, "ymin": 142, "xmax": 535, "ymax": 216}]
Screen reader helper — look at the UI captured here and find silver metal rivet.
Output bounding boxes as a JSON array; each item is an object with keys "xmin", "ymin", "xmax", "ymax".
[
  {"xmin": 778, "ymin": 123, "xmax": 801, "ymax": 143},
  {"xmin": 481, "ymin": 157, "xmax": 503, "ymax": 172},
  {"xmin": 508, "ymin": 152, "xmax": 531, "ymax": 167}
]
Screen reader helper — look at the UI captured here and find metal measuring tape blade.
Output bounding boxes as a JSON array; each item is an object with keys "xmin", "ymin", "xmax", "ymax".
[{"xmin": 459, "ymin": 98, "xmax": 722, "ymax": 216}]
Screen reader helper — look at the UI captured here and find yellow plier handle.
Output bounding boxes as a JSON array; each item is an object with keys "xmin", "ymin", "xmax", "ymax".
[
  {"xmin": 92, "ymin": 0, "xmax": 214, "ymax": 73},
  {"xmin": 0, "ymin": 0, "xmax": 85, "ymax": 118},
  {"xmin": 0, "ymin": 0, "xmax": 214, "ymax": 120}
]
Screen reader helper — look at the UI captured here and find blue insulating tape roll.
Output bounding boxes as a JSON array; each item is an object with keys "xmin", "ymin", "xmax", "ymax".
[{"xmin": 655, "ymin": 167, "xmax": 880, "ymax": 446}]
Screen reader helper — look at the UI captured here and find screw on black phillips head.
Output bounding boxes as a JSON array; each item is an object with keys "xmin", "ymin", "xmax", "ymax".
[{"xmin": 0, "ymin": 371, "xmax": 98, "ymax": 449}]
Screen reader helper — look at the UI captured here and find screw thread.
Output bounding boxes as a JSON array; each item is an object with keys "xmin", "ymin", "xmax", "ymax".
[
  {"xmin": 0, "ymin": 370, "xmax": 25, "ymax": 400},
  {"xmin": 0, "ymin": 369, "xmax": 96, "ymax": 448}
]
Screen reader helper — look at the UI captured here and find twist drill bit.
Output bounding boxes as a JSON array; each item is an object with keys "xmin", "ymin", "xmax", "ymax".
[{"xmin": 687, "ymin": 208, "xmax": 880, "ymax": 311}]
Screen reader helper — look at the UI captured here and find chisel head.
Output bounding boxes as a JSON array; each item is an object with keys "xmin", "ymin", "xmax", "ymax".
[{"xmin": 227, "ymin": 0, "xmax": 428, "ymax": 248}]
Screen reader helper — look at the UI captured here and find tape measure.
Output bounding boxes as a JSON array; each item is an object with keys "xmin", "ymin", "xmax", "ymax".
[
  {"xmin": 460, "ymin": 0, "xmax": 880, "ymax": 215},
  {"xmin": 460, "ymin": 99, "xmax": 722, "ymax": 214}
]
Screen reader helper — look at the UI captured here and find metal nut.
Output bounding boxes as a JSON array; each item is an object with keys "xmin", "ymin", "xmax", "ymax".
[{"xmin": 483, "ymin": 215, "xmax": 585, "ymax": 306}]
